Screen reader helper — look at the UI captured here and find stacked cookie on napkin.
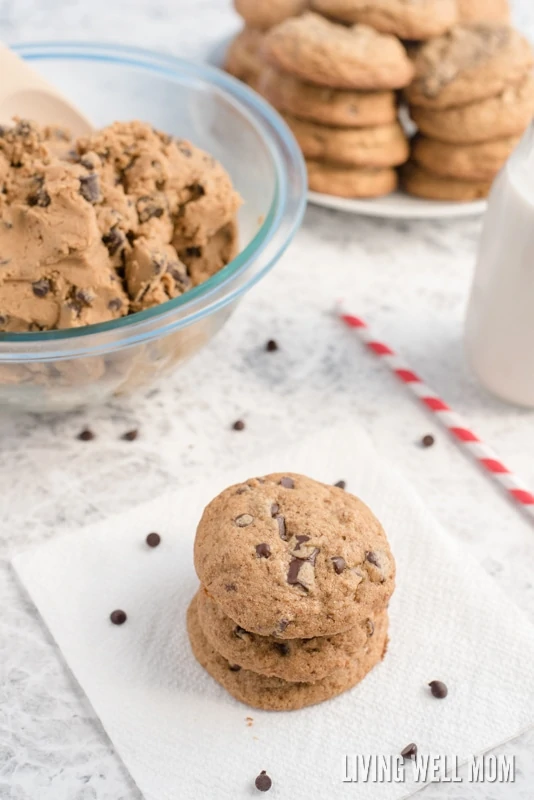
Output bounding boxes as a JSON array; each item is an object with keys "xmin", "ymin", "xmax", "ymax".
[{"xmin": 188, "ymin": 473, "xmax": 395, "ymax": 710}]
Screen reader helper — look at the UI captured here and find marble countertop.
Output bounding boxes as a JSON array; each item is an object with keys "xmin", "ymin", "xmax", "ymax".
[{"xmin": 1, "ymin": 2, "xmax": 534, "ymax": 798}]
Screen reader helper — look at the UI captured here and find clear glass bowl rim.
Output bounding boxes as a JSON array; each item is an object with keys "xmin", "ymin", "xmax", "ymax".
[{"xmin": 0, "ymin": 41, "xmax": 307, "ymax": 358}]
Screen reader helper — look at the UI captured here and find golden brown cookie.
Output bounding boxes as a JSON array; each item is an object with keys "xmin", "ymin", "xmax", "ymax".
[
  {"xmin": 262, "ymin": 12, "xmax": 415, "ymax": 90},
  {"xmin": 234, "ymin": 0, "xmax": 308, "ymax": 31},
  {"xmin": 412, "ymin": 134, "xmax": 520, "ymax": 181},
  {"xmin": 311, "ymin": 0, "xmax": 458, "ymax": 40},
  {"xmin": 224, "ymin": 28, "xmax": 265, "ymax": 88},
  {"xmin": 194, "ymin": 473, "xmax": 395, "ymax": 640},
  {"xmin": 285, "ymin": 115, "xmax": 409, "ymax": 167},
  {"xmin": 188, "ymin": 593, "xmax": 389, "ymax": 710},
  {"xmin": 410, "ymin": 75, "xmax": 534, "ymax": 144},
  {"xmin": 457, "ymin": 0, "xmax": 510, "ymax": 23},
  {"xmin": 258, "ymin": 66, "xmax": 397, "ymax": 127},
  {"xmin": 307, "ymin": 161, "xmax": 398, "ymax": 197},
  {"xmin": 197, "ymin": 589, "xmax": 385, "ymax": 682},
  {"xmin": 406, "ymin": 24, "xmax": 534, "ymax": 110},
  {"xmin": 401, "ymin": 161, "xmax": 492, "ymax": 201}
]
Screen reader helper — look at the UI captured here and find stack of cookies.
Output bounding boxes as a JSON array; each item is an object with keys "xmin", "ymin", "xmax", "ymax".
[
  {"xmin": 188, "ymin": 473, "xmax": 395, "ymax": 711},
  {"xmin": 403, "ymin": 23, "xmax": 534, "ymax": 201}
]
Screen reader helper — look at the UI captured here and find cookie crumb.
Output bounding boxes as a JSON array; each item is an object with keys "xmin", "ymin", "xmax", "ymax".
[
  {"xmin": 266, "ymin": 339, "xmax": 279, "ymax": 352},
  {"xmin": 233, "ymin": 419, "xmax": 246, "ymax": 431},
  {"xmin": 146, "ymin": 532, "xmax": 161, "ymax": 548},
  {"xmin": 122, "ymin": 429, "xmax": 139, "ymax": 441},
  {"xmin": 255, "ymin": 771, "xmax": 272, "ymax": 792},
  {"xmin": 245, "ymin": 716, "xmax": 254, "ymax": 727},
  {"xmin": 77, "ymin": 428, "xmax": 95, "ymax": 441},
  {"xmin": 429, "ymin": 680, "xmax": 448, "ymax": 699},
  {"xmin": 421, "ymin": 434, "xmax": 435, "ymax": 448},
  {"xmin": 110, "ymin": 609, "xmax": 127, "ymax": 626}
]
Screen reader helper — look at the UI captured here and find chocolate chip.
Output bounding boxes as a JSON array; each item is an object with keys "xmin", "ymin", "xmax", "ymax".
[
  {"xmin": 255, "ymin": 543, "xmax": 271, "ymax": 558},
  {"xmin": 110, "ymin": 609, "xmax": 127, "ymax": 625},
  {"xmin": 366, "ymin": 551, "xmax": 380, "ymax": 567},
  {"xmin": 236, "ymin": 487, "xmax": 249, "ymax": 495},
  {"xmin": 278, "ymin": 619, "xmax": 289, "ymax": 634},
  {"xmin": 295, "ymin": 535, "xmax": 310, "ymax": 550},
  {"xmin": 27, "ymin": 189, "xmax": 51, "ymax": 208},
  {"xmin": 270, "ymin": 503, "xmax": 280, "ymax": 516},
  {"xmin": 0, "ymin": 314, "xmax": 7, "ymax": 326},
  {"xmin": 146, "ymin": 532, "xmax": 161, "ymax": 548},
  {"xmin": 122, "ymin": 429, "xmax": 139, "ymax": 441},
  {"xmin": 275, "ymin": 515, "xmax": 288, "ymax": 541},
  {"xmin": 229, "ymin": 664, "xmax": 241, "ymax": 672},
  {"xmin": 225, "ymin": 583, "xmax": 237, "ymax": 592},
  {"xmin": 137, "ymin": 196, "xmax": 165, "ymax": 223},
  {"xmin": 80, "ymin": 156, "xmax": 96, "ymax": 170},
  {"xmin": 187, "ymin": 183, "xmax": 205, "ymax": 200},
  {"xmin": 273, "ymin": 642, "xmax": 289, "ymax": 656},
  {"xmin": 334, "ymin": 480, "xmax": 346, "ymax": 490},
  {"xmin": 176, "ymin": 142, "xmax": 192, "ymax": 158},
  {"xmin": 77, "ymin": 428, "xmax": 95, "ymax": 441},
  {"xmin": 31, "ymin": 279, "xmax": 51, "ymax": 298},
  {"xmin": 185, "ymin": 246, "xmax": 202, "ymax": 258},
  {"xmin": 308, "ymin": 548, "xmax": 319, "ymax": 566},
  {"xmin": 429, "ymin": 680, "xmax": 448, "ymax": 699},
  {"xmin": 422, "ymin": 434, "xmax": 435, "ymax": 448},
  {"xmin": 233, "ymin": 420, "xmax": 245, "ymax": 431},
  {"xmin": 15, "ymin": 120, "xmax": 32, "ymax": 137},
  {"xmin": 331, "ymin": 556, "xmax": 346, "ymax": 575},
  {"xmin": 266, "ymin": 339, "xmax": 278, "ymax": 352},
  {"xmin": 401, "ymin": 744, "xmax": 418, "ymax": 761},
  {"xmin": 235, "ymin": 514, "xmax": 254, "ymax": 527},
  {"xmin": 255, "ymin": 771, "xmax": 272, "ymax": 792},
  {"xmin": 234, "ymin": 626, "xmax": 248, "ymax": 640},
  {"xmin": 287, "ymin": 558, "xmax": 306, "ymax": 588},
  {"xmin": 280, "ymin": 477, "xmax": 294, "ymax": 489},
  {"xmin": 79, "ymin": 173, "xmax": 101, "ymax": 204},
  {"xmin": 108, "ymin": 298, "xmax": 123, "ymax": 312},
  {"xmin": 102, "ymin": 227, "xmax": 125, "ymax": 256}
]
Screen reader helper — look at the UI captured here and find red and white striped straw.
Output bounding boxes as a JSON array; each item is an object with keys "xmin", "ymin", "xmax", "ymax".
[{"xmin": 339, "ymin": 310, "xmax": 534, "ymax": 521}]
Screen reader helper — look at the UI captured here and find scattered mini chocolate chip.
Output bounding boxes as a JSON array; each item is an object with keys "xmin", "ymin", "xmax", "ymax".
[
  {"xmin": 275, "ymin": 515, "xmax": 287, "ymax": 541},
  {"xmin": 234, "ymin": 626, "xmax": 248, "ymax": 640},
  {"xmin": 331, "ymin": 556, "xmax": 347, "ymax": 575},
  {"xmin": 280, "ymin": 477, "xmax": 294, "ymax": 489},
  {"xmin": 146, "ymin": 532, "xmax": 161, "ymax": 548},
  {"xmin": 334, "ymin": 480, "xmax": 346, "ymax": 490},
  {"xmin": 122, "ymin": 429, "xmax": 139, "ymax": 441},
  {"xmin": 235, "ymin": 514, "xmax": 254, "ymax": 527},
  {"xmin": 233, "ymin": 420, "xmax": 246, "ymax": 431},
  {"xmin": 77, "ymin": 428, "xmax": 95, "ymax": 441},
  {"xmin": 365, "ymin": 619, "xmax": 375, "ymax": 637},
  {"xmin": 271, "ymin": 503, "xmax": 280, "ymax": 516},
  {"xmin": 79, "ymin": 173, "xmax": 101, "ymax": 204},
  {"xmin": 255, "ymin": 771, "xmax": 272, "ymax": 793},
  {"xmin": 429, "ymin": 680, "xmax": 448, "ymax": 699},
  {"xmin": 422, "ymin": 434, "xmax": 435, "ymax": 448},
  {"xmin": 27, "ymin": 189, "xmax": 51, "ymax": 208},
  {"xmin": 295, "ymin": 535, "xmax": 310, "ymax": 550},
  {"xmin": 229, "ymin": 664, "xmax": 241, "ymax": 672},
  {"xmin": 102, "ymin": 228, "xmax": 125, "ymax": 256},
  {"xmin": 366, "ymin": 551, "xmax": 380, "ymax": 567},
  {"xmin": 31, "ymin": 279, "xmax": 51, "ymax": 298},
  {"xmin": 401, "ymin": 743, "xmax": 418, "ymax": 761},
  {"xmin": 274, "ymin": 642, "xmax": 289, "ymax": 656},
  {"xmin": 110, "ymin": 609, "xmax": 127, "ymax": 626},
  {"xmin": 266, "ymin": 339, "xmax": 278, "ymax": 352},
  {"xmin": 255, "ymin": 543, "xmax": 271, "ymax": 558},
  {"xmin": 225, "ymin": 583, "xmax": 238, "ymax": 592}
]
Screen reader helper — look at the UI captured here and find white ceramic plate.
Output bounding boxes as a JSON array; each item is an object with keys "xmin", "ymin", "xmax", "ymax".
[{"xmin": 209, "ymin": 36, "xmax": 487, "ymax": 220}]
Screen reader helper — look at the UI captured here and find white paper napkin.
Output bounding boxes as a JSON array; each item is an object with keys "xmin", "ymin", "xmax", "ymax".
[{"xmin": 12, "ymin": 427, "xmax": 534, "ymax": 800}]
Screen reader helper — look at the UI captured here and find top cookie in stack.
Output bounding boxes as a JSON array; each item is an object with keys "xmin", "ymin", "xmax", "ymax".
[{"xmin": 403, "ymin": 22, "xmax": 534, "ymax": 201}]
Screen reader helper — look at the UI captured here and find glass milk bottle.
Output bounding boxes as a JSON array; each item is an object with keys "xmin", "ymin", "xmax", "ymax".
[{"xmin": 465, "ymin": 127, "xmax": 534, "ymax": 407}]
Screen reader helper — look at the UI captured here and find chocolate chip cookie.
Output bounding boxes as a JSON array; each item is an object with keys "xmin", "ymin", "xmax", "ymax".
[
  {"xmin": 405, "ymin": 24, "xmax": 534, "ymax": 110},
  {"xmin": 234, "ymin": 0, "xmax": 308, "ymax": 31},
  {"xmin": 224, "ymin": 28, "xmax": 265, "ymax": 88},
  {"xmin": 193, "ymin": 473, "xmax": 395, "ymax": 639},
  {"xmin": 262, "ymin": 12, "xmax": 415, "ymax": 90},
  {"xmin": 307, "ymin": 161, "xmax": 398, "ymax": 198},
  {"xmin": 197, "ymin": 589, "xmax": 386, "ymax": 682},
  {"xmin": 457, "ymin": 0, "xmax": 510, "ymax": 23},
  {"xmin": 311, "ymin": 0, "xmax": 458, "ymax": 41},
  {"xmin": 258, "ymin": 67, "xmax": 397, "ymax": 128},
  {"xmin": 412, "ymin": 134, "xmax": 520, "ymax": 182},
  {"xmin": 410, "ymin": 74, "xmax": 534, "ymax": 144},
  {"xmin": 402, "ymin": 162, "xmax": 492, "ymax": 201},
  {"xmin": 188, "ymin": 593, "xmax": 389, "ymax": 710},
  {"xmin": 285, "ymin": 116, "xmax": 409, "ymax": 168}
]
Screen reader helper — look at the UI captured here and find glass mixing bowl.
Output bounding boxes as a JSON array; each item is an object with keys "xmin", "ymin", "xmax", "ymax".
[{"xmin": 0, "ymin": 43, "xmax": 307, "ymax": 412}]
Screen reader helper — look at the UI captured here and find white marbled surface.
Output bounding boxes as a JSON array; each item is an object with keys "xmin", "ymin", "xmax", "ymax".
[{"xmin": 1, "ymin": 2, "xmax": 534, "ymax": 799}]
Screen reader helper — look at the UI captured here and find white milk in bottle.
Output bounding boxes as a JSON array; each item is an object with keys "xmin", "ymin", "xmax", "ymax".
[{"xmin": 465, "ymin": 128, "xmax": 534, "ymax": 406}]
